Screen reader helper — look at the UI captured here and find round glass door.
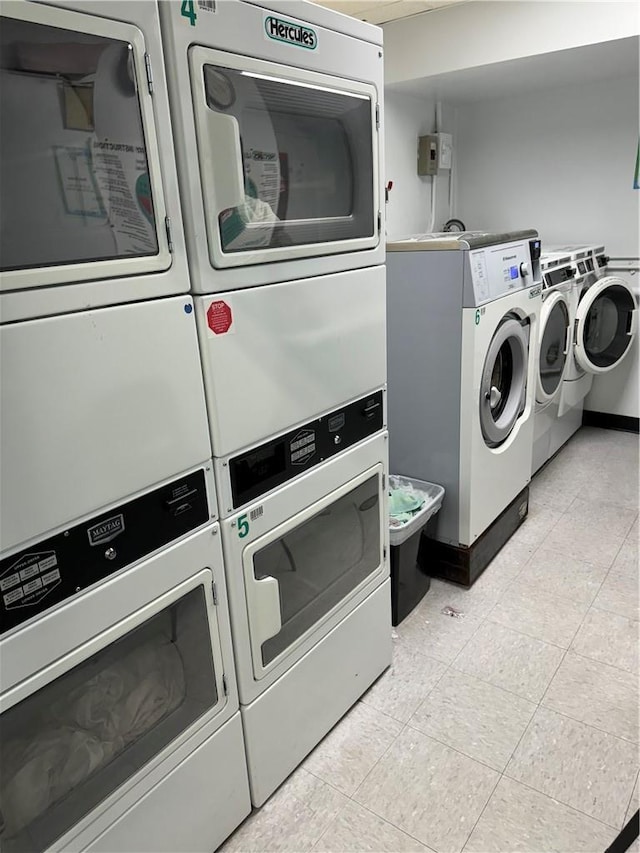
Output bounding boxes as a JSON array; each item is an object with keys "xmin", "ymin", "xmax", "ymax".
[
  {"xmin": 537, "ymin": 293, "xmax": 570, "ymax": 403},
  {"xmin": 480, "ymin": 315, "xmax": 529, "ymax": 447},
  {"xmin": 575, "ymin": 276, "xmax": 637, "ymax": 374}
]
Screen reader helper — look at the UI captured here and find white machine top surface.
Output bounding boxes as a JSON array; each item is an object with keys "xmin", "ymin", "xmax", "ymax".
[
  {"xmin": 387, "ymin": 230, "xmax": 538, "ymax": 252},
  {"xmin": 541, "ymin": 251, "xmax": 572, "ymax": 270}
]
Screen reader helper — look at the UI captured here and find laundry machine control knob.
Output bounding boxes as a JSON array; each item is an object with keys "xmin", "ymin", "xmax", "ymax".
[
  {"xmin": 104, "ymin": 547, "xmax": 117, "ymax": 561},
  {"xmin": 519, "ymin": 262, "xmax": 530, "ymax": 279}
]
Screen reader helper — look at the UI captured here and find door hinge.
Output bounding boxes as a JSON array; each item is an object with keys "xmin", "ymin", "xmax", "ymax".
[
  {"xmin": 375, "ymin": 103, "xmax": 380, "ymax": 130},
  {"xmin": 377, "ymin": 211, "xmax": 382, "ymax": 234},
  {"xmin": 165, "ymin": 217, "xmax": 174, "ymax": 253},
  {"xmin": 144, "ymin": 53, "xmax": 154, "ymax": 95},
  {"xmin": 211, "ymin": 580, "xmax": 218, "ymax": 605},
  {"xmin": 222, "ymin": 674, "xmax": 229, "ymax": 696}
]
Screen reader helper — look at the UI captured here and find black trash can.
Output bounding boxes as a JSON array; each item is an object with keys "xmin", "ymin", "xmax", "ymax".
[{"xmin": 389, "ymin": 477, "xmax": 445, "ymax": 626}]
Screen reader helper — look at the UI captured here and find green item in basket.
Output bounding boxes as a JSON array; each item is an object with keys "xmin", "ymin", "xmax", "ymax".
[{"xmin": 389, "ymin": 487, "xmax": 425, "ymax": 524}]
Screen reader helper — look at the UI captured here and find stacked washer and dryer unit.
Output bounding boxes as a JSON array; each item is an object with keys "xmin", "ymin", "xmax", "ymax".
[
  {"xmin": 386, "ymin": 231, "xmax": 542, "ymax": 587},
  {"xmin": 159, "ymin": 0, "xmax": 392, "ymax": 810},
  {"xmin": 0, "ymin": 2, "xmax": 252, "ymax": 851},
  {"xmin": 535, "ymin": 243, "xmax": 638, "ymax": 465}
]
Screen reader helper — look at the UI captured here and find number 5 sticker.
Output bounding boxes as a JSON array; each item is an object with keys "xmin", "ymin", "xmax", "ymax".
[{"xmin": 238, "ymin": 514, "xmax": 249, "ymax": 538}]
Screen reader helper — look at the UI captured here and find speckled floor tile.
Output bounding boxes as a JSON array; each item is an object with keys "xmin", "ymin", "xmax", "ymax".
[
  {"xmin": 488, "ymin": 583, "xmax": 590, "ymax": 648},
  {"xmin": 516, "ymin": 547, "xmax": 607, "ymax": 604},
  {"xmin": 564, "ymin": 497, "xmax": 638, "ymax": 539},
  {"xmin": 542, "ymin": 515, "xmax": 625, "ymax": 568},
  {"xmin": 360, "ymin": 640, "xmax": 446, "ymax": 723},
  {"xmin": 395, "ymin": 598, "xmax": 482, "ymax": 665},
  {"xmin": 571, "ymin": 607, "xmax": 639, "ymax": 674},
  {"xmin": 303, "ymin": 702, "xmax": 403, "ymax": 796},
  {"xmin": 506, "ymin": 707, "xmax": 639, "ymax": 828},
  {"xmin": 313, "ymin": 800, "xmax": 433, "ymax": 852},
  {"xmin": 542, "ymin": 652, "xmax": 639, "ymax": 742},
  {"xmin": 479, "ymin": 539, "xmax": 537, "ymax": 589},
  {"xmin": 452, "ymin": 620, "xmax": 564, "ymax": 702},
  {"xmin": 463, "ymin": 776, "xmax": 616, "ymax": 853},
  {"xmin": 626, "ymin": 773, "xmax": 640, "ymax": 825},
  {"xmin": 593, "ymin": 565, "xmax": 640, "ymax": 622},
  {"xmin": 409, "ymin": 670, "xmax": 536, "ymax": 771},
  {"xmin": 353, "ymin": 727, "xmax": 499, "ymax": 853},
  {"xmin": 221, "ymin": 768, "xmax": 348, "ymax": 852}
]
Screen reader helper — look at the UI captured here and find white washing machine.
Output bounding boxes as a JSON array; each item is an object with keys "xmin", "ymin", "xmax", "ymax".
[
  {"xmin": 0, "ymin": 521, "xmax": 251, "ymax": 853},
  {"xmin": 386, "ymin": 231, "xmax": 542, "ymax": 586},
  {"xmin": 531, "ymin": 253, "xmax": 575, "ymax": 474},
  {"xmin": 221, "ymin": 432, "xmax": 391, "ymax": 806},
  {"xmin": 158, "ymin": 0, "xmax": 387, "ymax": 461},
  {"xmin": 547, "ymin": 244, "xmax": 637, "ymax": 456}
]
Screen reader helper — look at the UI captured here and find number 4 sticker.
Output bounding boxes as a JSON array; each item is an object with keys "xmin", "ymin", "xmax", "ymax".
[
  {"xmin": 181, "ymin": 0, "xmax": 197, "ymax": 25},
  {"xmin": 237, "ymin": 514, "xmax": 249, "ymax": 538}
]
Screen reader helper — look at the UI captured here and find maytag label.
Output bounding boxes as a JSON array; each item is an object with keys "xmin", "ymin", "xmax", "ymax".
[
  {"xmin": 264, "ymin": 16, "xmax": 317, "ymax": 49},
  {"xmin": 87, "ymin": 514, "xmax": 125, "ymax": 546}
]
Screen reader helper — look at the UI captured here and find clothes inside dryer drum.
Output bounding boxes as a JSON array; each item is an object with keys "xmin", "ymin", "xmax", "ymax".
[
  {"xmin": 254, "ymin": 476, "xmax": 380, "ymax": 667},
  {"xmin": 0, "ymin": 587, "xmax": 218, "ymax": 851}
]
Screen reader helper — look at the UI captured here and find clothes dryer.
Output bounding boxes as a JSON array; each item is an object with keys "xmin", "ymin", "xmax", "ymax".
[
  {"xmin": 387, "ymin": 231, "xmax": 542, "ymax": 586},
  {"xmin": 0, "ymin": 0, "xmax": 214, "ymax": 555},
  {"xmin": 531, "ymin": 253, "xmax": 574, "ymax": 474},
  {"xmin": 158, "ymin": 0, "xmax": 384, "ymax": 292},
  {"xmin": 0, "ymin": 521, "xmax": 251, "ymax": 853},
  {"xmin": 220, "ymin": 432, "xmax": 391, "ymax": 806}
]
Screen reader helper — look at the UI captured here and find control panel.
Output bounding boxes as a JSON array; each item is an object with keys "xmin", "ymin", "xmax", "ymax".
[
  {"xmin": 0, "ymin": 470, "xmax": 209, "ymax": 635},
  {"xmin": 229, "ymin": 391, "xmax": 384, "ymax": 508},
  {"xmin": 469, "ymin": 238, "xmax": 541, "ymax": 304}
]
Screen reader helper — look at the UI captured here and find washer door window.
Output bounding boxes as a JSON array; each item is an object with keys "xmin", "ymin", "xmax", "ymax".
[
  {"xmin": 574, "ymin": 276, "xmax": 637, "ymax": 373},
  {"xmin": 480, "ymin": 315, "xmax": 529, "ymax": 447},
  {"xmin": 243, "ymin": 470, "xmax": 383, "ymax": 679},
  {"xmin": 537, "ymin": 293, "xmax": 570, "ymax": 404},
  {"xmin": 0, "ymin": 4, "xmax": 169, "ymax": 292},
  {"xmin": 189, "ymin": 47, "xmax": 378, "ymax": 269},
  {"xmin": 0, "ymin": 572, "xmax": 222, "ymax": 853}
]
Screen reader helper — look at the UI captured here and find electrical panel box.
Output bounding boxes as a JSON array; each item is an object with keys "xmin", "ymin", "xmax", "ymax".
[{"xmin": 418, "ymin": 133, "xmax": 453, "ymax": 176}]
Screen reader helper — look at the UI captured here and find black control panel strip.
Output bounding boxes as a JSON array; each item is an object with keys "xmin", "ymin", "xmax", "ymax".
[
  {"xmin": 230, "ymin": 391, "xmax": 384, "ymax": 508},
  {"xmin": 0, "ymin": 469, "xmax": 209, "ymax": 636}
]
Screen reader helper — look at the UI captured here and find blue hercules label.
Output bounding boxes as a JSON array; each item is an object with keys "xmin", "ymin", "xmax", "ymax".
[{"xmin": 265, "ymin": 16, "xmax": 317, "ymax": 49}]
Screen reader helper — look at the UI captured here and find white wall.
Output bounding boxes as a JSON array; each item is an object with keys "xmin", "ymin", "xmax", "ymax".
[
  {"xmin": 384, "ymin": 91, "xmax": 456, "ymax": 238},
  {"xmin": 383, "ymin": 1, "xmax": 640, "ymax": 85},
  {"xmin": 454, "ymin": 74, "xmax": 640, "ymax": 256}
]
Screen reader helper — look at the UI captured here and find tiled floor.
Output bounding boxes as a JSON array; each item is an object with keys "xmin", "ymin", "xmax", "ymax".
[{"xmin": 222, "ymin": 427, "xmax": 639, "ymax": 853}]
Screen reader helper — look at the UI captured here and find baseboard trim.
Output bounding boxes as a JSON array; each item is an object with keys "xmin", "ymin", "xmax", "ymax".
[{"xmin": 582, "ymin": 410, "xmax": 639, "ymax": 434}]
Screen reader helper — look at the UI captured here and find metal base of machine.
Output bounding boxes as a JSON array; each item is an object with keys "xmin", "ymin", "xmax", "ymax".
[{"xmin": 419, "ymin": 487, "xmax": 529, "ymax": 588}]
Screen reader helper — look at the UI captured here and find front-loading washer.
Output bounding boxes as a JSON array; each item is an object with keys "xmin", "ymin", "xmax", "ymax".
[
  {"xmin": 547, "ymin": 245, "xmax": 637, "ymax": 457},
  {"xmin": 0, "ymin": 518, "xmax": 251, "ymax": 853},
  {"xmin": 220, "ymin": 431, "xmax": 391, "ymax": 806},
  {"xmin": 386, "ymin": 231, "xmax": 542, "ymax": 586},
  {"xmin": 531, "ymin": 253, "xmax": 575, "ymax": 474}
]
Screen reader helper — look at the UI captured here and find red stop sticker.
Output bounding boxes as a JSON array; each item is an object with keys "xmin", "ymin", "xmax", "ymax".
[{"xmin": 207, "ymin": 300, "xmax": 233, "ymax": 335}]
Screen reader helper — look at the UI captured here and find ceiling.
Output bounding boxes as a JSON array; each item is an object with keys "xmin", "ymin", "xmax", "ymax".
[
  {"xmin": 385, "ymin": 35, "xmax": 640, "ymax": 104},
  {"xmin": 310, "ymin": 0, "xmax": 468, "ymax": 26}
]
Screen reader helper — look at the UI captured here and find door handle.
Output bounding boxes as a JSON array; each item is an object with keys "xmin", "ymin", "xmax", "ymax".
[
  {"xmin": 247, "ymin": 574, "xmax": 282, "ymax": 647},
  {"xmin": 563, "ymin": 322, "xmax": 571, "ymax": 355},
  {"xmin": 626, "ymin": 309, "xmax": 637, "ymax": 337},
  {"xmin": 204, "ymin": 112, "xmax": 245, "ymax": 212}
]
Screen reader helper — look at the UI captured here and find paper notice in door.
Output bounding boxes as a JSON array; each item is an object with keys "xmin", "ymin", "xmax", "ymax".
[
  {"xmin": 54, "ymin": 145, "xmax": 104, "ymax": 218},
  {"xmin": 91, "ymin": 139, "xmax": 157, "ymax": 255}
]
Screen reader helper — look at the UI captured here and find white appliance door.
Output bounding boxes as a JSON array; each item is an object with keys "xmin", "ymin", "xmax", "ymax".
[
  {"xmin": 0, "ymin": 548, "xmax": 228, "ymax": 853},
  {"xmin": 536, "ymin": 291, "xmax": 570, "ymax": 404},
  {"xmin": 0, "ymin": 297, "xmax": 212, "ymax": 553},
  {"xmin": 574, "ymin": 276, "xmax": 637, "ymax": 374},
  {"xmin": 195, "ymin": 266, "xmax": 386, "ymax": 458},
  {"xmin": 0, "ymin": 2, "xmax": 170, "ymax": 291},
  {"xmin": 188, "ymin": 46, "xmax": 379, "ymax": 270},
  {"xmin": 479, "ymin": 314, "xmax": 530, "ymax": 447},
  {"xmin": 241, "ymin": 464, "xmax": 385, "ymax": 680}
]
